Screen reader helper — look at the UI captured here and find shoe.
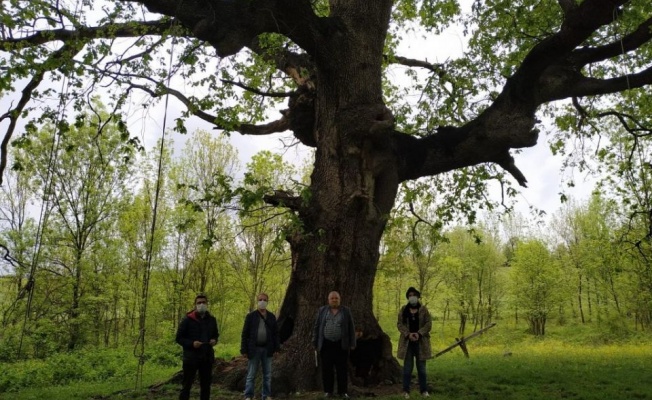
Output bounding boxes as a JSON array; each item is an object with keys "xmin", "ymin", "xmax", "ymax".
[
  {"xmin": 403, "ymin": 393, "xmax": 410, "ymax": 399},
  {"xmin": 421, "ymin": 392, "xmax": 430, "ymax": 397},
  {"xmin": 324, "ymin": 394, "xmax": 333, "ymax": 398},
  {"xmin": 340, "ymin": 395, "xmax": 350, "ymax": 399},
  {"xmin": 245, "ymin": 398, "xmax": 252, "ymax": 400}
]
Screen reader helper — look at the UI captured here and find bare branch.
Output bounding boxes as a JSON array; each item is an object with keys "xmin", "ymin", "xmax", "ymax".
[
  {"xmin": 221, "ymin": 79, "xmax": 295, "ymax": 98},
  {"xmin": 263, "ymin": 190, "xmax": 302, "ymax": 211},
  {"xmin": 388, "ymin": 55, "xmax": 446, "ymax": 77}
]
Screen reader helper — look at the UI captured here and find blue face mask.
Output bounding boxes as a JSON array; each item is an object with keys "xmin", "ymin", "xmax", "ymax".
[
  {"xmin": 258, "ymin": 300, "xmax": 268, "ymax": 310},
  {"xmin": 408, "ymin": 296, "xmax": 418, "ymax": 305},
  {"xmin": 196, "ymin": 303, "xmax": 208, "ymax": 313}
]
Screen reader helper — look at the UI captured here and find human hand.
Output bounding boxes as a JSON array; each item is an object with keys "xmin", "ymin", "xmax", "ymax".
[
  {"xmin": 209, "ymin": 339, "xmax": 217, "ymax": 346},
  {"xmin": 193, "ymin": 341, "xmax": 203, "ymax": 348}
]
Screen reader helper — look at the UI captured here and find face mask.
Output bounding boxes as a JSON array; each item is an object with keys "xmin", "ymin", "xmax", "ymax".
[
  {"xmin": 408, "ymin": 296, "xmax": 418, "ymax": 305},
  {"xmin": 196, "ymin": 303, "xmax": 208, "ymax": 313},
  {"xmin": 258, "ymin": 300, "xmax": 268, "ymax": 310}
]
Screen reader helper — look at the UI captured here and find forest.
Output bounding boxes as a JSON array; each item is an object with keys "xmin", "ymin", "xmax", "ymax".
[
  {"xmin": 1, "ymin": 124, "xmax": 652, "ymax": 399},
  {"xmin": 2, "ymin": 0, "xmax": 652, "ymax": 398}
]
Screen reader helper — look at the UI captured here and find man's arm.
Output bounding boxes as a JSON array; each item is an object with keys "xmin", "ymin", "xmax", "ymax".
[
  {"xmin": 347, "ymin": 308, "xmax": 356, "ymax": 349},
  {"xmin": 240, "ymin": 312, "xmax": 251, "ymax": 355},
  {"xmin": 418, "ymin": 306, "xmax": 433, "ymax": 336},
  {"xmin": 210, "ymin": 316, "xmax": 219, "ymax": 345},
  {"xmin": 175, "ymin": 317, "xmax": 193, "ymax": 349}
]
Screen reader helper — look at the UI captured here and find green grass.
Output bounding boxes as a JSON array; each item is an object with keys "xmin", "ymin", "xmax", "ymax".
[
  {"xmin": 4, "ymin": 366, "xmax": 178, "ymax": 400},
  {"xmin": 427, "ymin": 342, "xmax": 652, "ymax": 400},
  {"xmin": 6, "ymin": 342, "xmax": 651, "ymax": 400},
  {"xmin": 4, "ymin": 323, "xmax": 652, "ymax": 400}
]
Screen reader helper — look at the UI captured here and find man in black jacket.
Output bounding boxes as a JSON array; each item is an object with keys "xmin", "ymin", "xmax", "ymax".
[
  {"xmin": 176, "ymin": 294, "xmax": 219, "ymax": 400},
  {"xmin": 240, "ymin": 292, "xmax": 280, "ymax": 400}
]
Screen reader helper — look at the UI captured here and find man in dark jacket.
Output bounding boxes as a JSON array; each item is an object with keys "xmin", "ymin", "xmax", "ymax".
[
  {"xmin": 240, "ymin": 292, "xmax": 280, "ymax": 400},
  {"xmin": 176, "ymin": 294, "xmax": 219, "ymax": 400},
  {"xmin": 313, "ymin": 291, "xmax": 356, "ymax": 399}
]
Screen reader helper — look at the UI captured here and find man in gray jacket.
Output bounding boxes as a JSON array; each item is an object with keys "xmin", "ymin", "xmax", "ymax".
[{"xmin": 312, "ymin": 291, "xmax": 356, "ymax": 398}]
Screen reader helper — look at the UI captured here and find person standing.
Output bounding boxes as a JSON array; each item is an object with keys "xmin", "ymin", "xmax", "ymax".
[
  {"xmin": 313, "ymin": 291, "xmax": 356, "ymax": 399},
  {"xmin": 176, "ymin": 294, "xmax": 219, "ymax": 400},
  {"xmin": 397, "ymin": 287, "xmax": 432, "ymax": 398},
  {"xmin": 241, "ymin": 292, "xmax": 280, "ymax": 400}
]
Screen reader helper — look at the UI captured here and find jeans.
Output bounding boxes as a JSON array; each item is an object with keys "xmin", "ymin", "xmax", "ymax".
[
  {"xmin": 402, "ymin": 342, "xmax": 427, "ymax": 393},
  {"xmin": 244, "ymin": 346, "xmax": 272, "ymax": 399},
  {"xmin": 179, "ymin": 357, "xmax": 213, "ymax": 400}
]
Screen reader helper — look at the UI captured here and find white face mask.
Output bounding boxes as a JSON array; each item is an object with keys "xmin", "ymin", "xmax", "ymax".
[
  {"xmin": 258, "ymin": 300, "xmax": 268, "ymax": 310},
  {"xmin": 408, "ymin": 296, "xmax": 418, "ymax": 305},
  {"xmin": 196, "ymin": 303, "xmax": 208, "ymax": 313}
]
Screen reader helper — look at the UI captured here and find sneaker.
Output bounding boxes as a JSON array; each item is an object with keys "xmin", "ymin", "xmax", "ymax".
[
  {"xmin": 403, "ymin": 393, "xmax": 410, "ymax": 399},
  {"xmin": 421, "ymin": 392, "xmax": 430, "ymax": 397}
]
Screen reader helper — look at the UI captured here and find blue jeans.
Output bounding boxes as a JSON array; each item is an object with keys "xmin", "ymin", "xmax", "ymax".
[
  {"xmin": 402, "ymin": 342, "xmax": 427, "ymax": 393},
  {"xmin": 244, "ymin": 346, "xmax": 272, "ymax": 399}
]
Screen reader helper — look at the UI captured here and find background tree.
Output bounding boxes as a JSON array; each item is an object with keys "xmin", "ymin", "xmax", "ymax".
[
  {"xmin": 2, "ymin": 0, "xmax": 652, "ymax": 388},
  {"xmin": 12, "ymin": 104, "xmax": 138, "ymax": 351},
  {"xmin": 510, "ymin": 239, "xmax": 563, "ymax": 336}
]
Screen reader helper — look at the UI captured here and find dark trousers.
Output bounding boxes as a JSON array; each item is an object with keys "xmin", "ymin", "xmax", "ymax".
[
  {"xmin": 180, "ymin": 357, "xmax": 213, "ymax": 400},
  {"xmin": 320, "ymin": 339, "xmax": 349, "ymax": 395}
]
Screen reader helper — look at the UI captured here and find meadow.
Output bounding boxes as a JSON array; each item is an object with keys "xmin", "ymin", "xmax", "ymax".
[{"xmin": 2, "ymin": 322, "xmax": 651, "ymax": 400}]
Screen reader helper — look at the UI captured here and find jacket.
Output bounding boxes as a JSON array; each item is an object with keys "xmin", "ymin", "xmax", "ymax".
[
  {"xmin": 312, "ymin": 305, "xmax": 356, "ymax": 351},
  {"xmin": 397, "ymin": 304, "xmax": 432, "ymax": 360},
  {"xmin": 176, "ymin": 310, "xmax": 219, "ymax": 361},
  {"xmin": 240, "ymin": 309, "xmax": 280, "ymax": 357}
]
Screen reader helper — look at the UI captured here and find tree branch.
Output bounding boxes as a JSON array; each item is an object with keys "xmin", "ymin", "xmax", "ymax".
[
  {"xmin": 221, "ymin": 79, "xmax": 294, "ymax": 98},
  {"xmin": 0, "ymin": 43, "xmax": 85, "ymax": 185},
  {"xmin": 128, "ymin": 79, "xmax": 290, "ymax": 136},
  {"xmin": 0, "ymin": 20, "xmax": 171, "ymax": 49},
  {"xmin": 570, "ymin": 17, "xmax": 652, "ymax": 66},
  {"xmin": 387, "ymin": 55, "xmax": 446, "ymax": 77},
  {"xmin": 124, "ymin": 0, "xmax": 322, "ymax": 57}
]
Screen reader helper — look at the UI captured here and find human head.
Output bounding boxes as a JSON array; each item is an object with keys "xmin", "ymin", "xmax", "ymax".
[
  {"xmin": 328, "ymin": 291, "xmax": 341, "ymax": 308},
  {"xmin": 257, "ymin": 293, "xmax": 269, "ymax": 310},
  {"xmin": 406, "ymin": 287, "xmax": 420, "ymax": 305},
  {"xmin": 195, "ymin": 294, "xmax": 208, "ymax": 313},
  {"xmin": 405, "ymin": 287, "xmax": 421, "ymax": 299}
]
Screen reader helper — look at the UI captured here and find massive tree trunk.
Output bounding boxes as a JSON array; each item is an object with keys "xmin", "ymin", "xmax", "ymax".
[{"xmin": 267, "ymin": 2, "xmax": 402, "ymax": 392}]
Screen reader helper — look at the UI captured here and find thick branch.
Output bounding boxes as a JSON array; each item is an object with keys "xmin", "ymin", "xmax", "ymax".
[
  {"xmin": 263, "ymin": 190, "xmax": 302, "ymax": 211},
  {"xmin": 124, "ymin": 0, "xmax": 322, "ymax": 57},
  {"xmin": 393, "ymin": 124, "xmax": 536, "ymax": 187},
  {"xmin": 0, "ymin": 20, "xmax": 171, "ymax": 49},
  {"xmin": 570, "ymin": 17, "xmax": 652, "ymax": 66},
  {"xmin": 541, "ymin": 65, "xmax": 652, "ymax": 101}
]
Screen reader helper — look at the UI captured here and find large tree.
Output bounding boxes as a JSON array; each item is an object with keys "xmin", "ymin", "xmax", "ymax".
[{"xmin": 2, "ymin": 0, "xmax": 652, "ymax": 391}]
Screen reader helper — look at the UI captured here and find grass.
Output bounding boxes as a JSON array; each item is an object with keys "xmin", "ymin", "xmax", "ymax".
[
  {"xmin": 7, "ymin": 342, "xmax": 651, "ymax": 400},
  {"xmin": 5, "ymin": 366, "xmax": 178, "ymax": 400},
  {"xmin": 4, "ymin": 323, "xmax": 652, "ymax": 400},
  {"xmin": 426, "ymin": 342, "xmax": 652, "ymax": 400}
]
